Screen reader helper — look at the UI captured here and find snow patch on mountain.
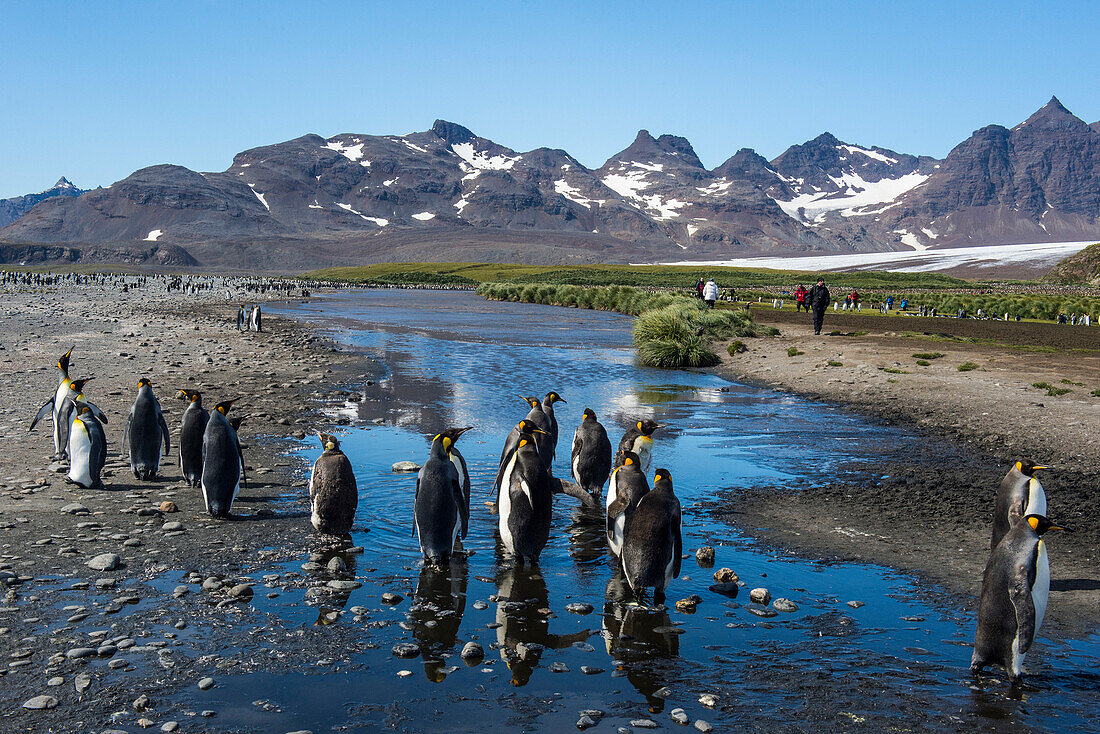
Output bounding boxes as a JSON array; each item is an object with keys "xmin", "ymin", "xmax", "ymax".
[
  {"xmin": 450, "ymin": 142, "xmax": 519, "ymax": 171},
  {"xmin": 774, "ymin": 171, "xmax": 929, "ymax": 223},
  {"xmin": 554, "ymin": 180, "xmax": 604, "ymax": 210},
  {"xmin": 143, "ymin": 229, "xmax": 163, "ymax": 242},
  {"xmin": 323, "ymin": 140, "xmax": 366, "ymax": 162},
  {"xmin": 412, "ymin": 211, "xmax": 436, "ymax": 221},
  {"xmin": 248, "ymin": 184, "xmax": 271, "ymax": 211},
  {"xmin": 837, "ymin": 144, "xmax": 898, "ymax": 165}
]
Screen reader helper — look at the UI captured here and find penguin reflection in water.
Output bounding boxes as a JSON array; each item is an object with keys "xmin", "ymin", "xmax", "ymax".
[
  {"xmin": 602, "ymin": 572, "xmax": 680, "ymax": 713},
  {"xmin": 972, "ymin": 514, "xmax": 1070, "ymax": 685},
  {"xmin": 495, "ymin": 564, "xmax": 594, "ymax": 686},
  {"xmin": 415, "ymin": 432, "xmax": 467, "ymax": 565},
  {"xmin": 991, "ymin": 460, "xmax": 1048, "ymax": 550},
  {"xmin": 124, "ymin": 378, "xmax": 171, "ymax": 480},
  {"xmin": 309, "ymin": 433, "xmax": 358, "ymax": 535},
  {"xmin": 176, "ymin": 390, "xmax": 209, "ymax": 489},
  {"xmin": 200, "ymin": 400, "xmax": 246, "ymax": 518},
  {"xmin": 410, "ymin": 561, "xmax": 469, "ymax": 682}
]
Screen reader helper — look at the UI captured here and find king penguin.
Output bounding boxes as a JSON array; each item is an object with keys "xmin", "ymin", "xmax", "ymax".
[
  {"xmin": 28, "ymin": 346, "xmax": 74, "ymax": 459},
  {"xmin": 414, "ymin": 432, "xmax": 464, "ymax": 564},
  {"xmin": 124, "ymin": 378, "xmax": 171, "ymax": 480},
  {"xmin": 493, "ymin": 416, "xmax": 550, "ymax": 500},
  {"xmin": 438, "ymin": 426, "xmax": 473, "ymax": 538},
  {"xmin": 310, "ymin": 433, "xmax": 358, "ymax": 535},
  {"xmin": 606, "ymin": 451, "xmax": 650, "ymax": 558},
  {"xmin": 66, "ymin": 399, "xmax": 107, "ymax": 489},
  {"xmin": 614, "ymin": 419, "xmax": 661, "ymax": 474},
  {"xmin": 571, "ymin": 408, "xmax": 613, "ymax": 497},
  {"xmin": 621, "ymin": 469, "xmax": 682, "ymax": 601},
  {"xmin": 498, "ymin": 426, "xmax": 555, "ymax": 564},
  {"xmin": 972, "ymin": 514, "xmax": 1070, "ymax": 683},
  {"xmin": 200, "ymin": 399, "xmax": 246, "ymax": 518},
  {"xmin": 176, "ymin": 390, "xmax": 209, "ymax": 489},
  {"xmin": 63, "ymin": 378, "xmax": 108, "ymax": 426},
  {"xmin": 540, "ymin": 391, "xmax": 566, "ymax": 466},
  {"xmin": 991, "ymin": 460, "xmax": 1048, "ymax": 550}
]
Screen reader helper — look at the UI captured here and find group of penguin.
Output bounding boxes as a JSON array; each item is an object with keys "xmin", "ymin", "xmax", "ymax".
[
  {"xmin": 308, "ymin": 393, "xmax": 682, "ymax": 601},
  {"xmin": 972, "ymin": 461, "xmax": 1071, "ymax": 685},
  {"xmin": 28, "ymin": 348, "xmax": 247, "ymax": 518},
  {"xmin": 236, "ymin": 304, "xmax": 263, "ymax": 332}
]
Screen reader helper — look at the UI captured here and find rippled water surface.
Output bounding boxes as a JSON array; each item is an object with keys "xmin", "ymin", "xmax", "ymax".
[{"xmin": 243, "ymin": 289, "xmax": 1100, "ymax": 733}]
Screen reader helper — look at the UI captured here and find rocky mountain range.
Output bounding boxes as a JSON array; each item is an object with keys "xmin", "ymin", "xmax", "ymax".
[
  {"xmin": 2, "ymin": 97, "xmax": 1099, "ymax": 270},
  {"xmin": 0, "ymin": 178, "xmax": 83, "ymax": 228}
]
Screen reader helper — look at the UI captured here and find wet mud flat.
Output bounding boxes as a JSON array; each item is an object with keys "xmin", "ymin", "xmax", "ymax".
[{"xmin": 0, "ymin": 284, "xmax": 1097, "ymax": 733}]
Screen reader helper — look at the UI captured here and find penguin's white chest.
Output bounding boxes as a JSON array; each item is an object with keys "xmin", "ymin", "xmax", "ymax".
[
  {"xmin": 1032, "ymin": 540, "xmax": 1050, "ymax": 639},
  {"xmin": 606, "ymin": 470, "xmax": 619, "ymax": 512},
  {"xmin": 1025, "ymin": 477, "xmax": 1047, "ymax": 517},
  {"xmin": 67, "ymin": 420, "xmax": 93, "ymax": 487},
  {"xmin": 498, "ymin": 453, "xmax": 519, "ymax": 553},
  {"xmin": 632, "ymin": 436, "xmax": 653, "ymax": 474}
]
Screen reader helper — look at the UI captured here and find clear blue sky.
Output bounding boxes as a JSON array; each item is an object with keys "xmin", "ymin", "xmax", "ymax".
[{"xmin": 3, "ymin": 0, "xmax": 1098, "ymax": 198}]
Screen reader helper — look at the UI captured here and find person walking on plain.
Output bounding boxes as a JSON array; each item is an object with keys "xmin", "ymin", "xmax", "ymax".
[
  {"xmin": 808, "ymin": 277, "xmax": 830, "ymax": 335},
  {"xmin": 702, "ymin": 278, "xmax": 718, "ymax": 310}
]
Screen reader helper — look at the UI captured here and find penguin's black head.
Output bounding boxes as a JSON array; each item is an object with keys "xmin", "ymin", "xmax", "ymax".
[
  {"xmin": 653, "ymin": 468, "xmax": 673, "ymax": 488},
  {"xmin": 620, "ymin": 451, "xmax": 641, "ymax": 468},
  {"xmin": 1026, "ymin": 515, "xmax": 1072, "ymax": 535},
  {"xmin": 318, "ymin": 432, "xmax": 339, "ymax": 451},
  {"xmin": 58, "ymin": 346, "xmax": 74, "ymax": 372},
  {"xmin": 214, "ymin": 398, "xmax": 239, "ymax": 415},
  {"xmin": 432, "ymin": 433, "xmax": 454, "ymax": 452},
  {"xmin": 440, "ymin": 426, "xmax": 473, "ymax": 444},
  {"xmin": 137, "ymin": 377, "xmax": 151, "ymax": 389},
  {"xmin": 637, "ymin": 419, "xmax": 660, "ymax": 436},
  {"xmin": 520, "ymin": 395, "xmax": 541, "ymax": 409},
  {"xmin": 229, "ymin": 416, "xmax": 245, "ymax": 432},
  {"xmin": 582, "ymin": 408, "xmax": 597, "ymax": 421},
  {"xmin": 516, "ymin": 420, "xmax": 549, "ymax": 437},
  {"xmin": 544, "ymin": 391, "xmax": 566, "ymax": 405},
  {"xmin": 1016, "ymin": 460, "xmax": 1048, "ymax": 476},
  {"xmin": 70, "ymin": 378, "xmax": 92, "ymax": 394}
]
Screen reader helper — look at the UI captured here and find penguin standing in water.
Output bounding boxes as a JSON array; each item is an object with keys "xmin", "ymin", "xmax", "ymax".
[
  {"xmin": 498, "ymin": 426, "xmax": 555, "ymax": 564},
  {"xmin": 124, "ymin": 378, "xmax": 171, "ymax": 480},
  {"xmin": 606, "ymin": 451, "xmax": 650, "ymax": 558},
  {"xmin": 622, "ymin": 469, "xmax": 682, "ymax": 601},
  {"xmin": 310, "ymin": 433, "xmax": 358, "ymax": 535},
  {"xmin": 991, "ymin": 460, "xmax": 1048, "ymax": 550},
  {"xmin": 438, "ymin": 427, "xmax": 473, "ymax": 537},
  {"xmin": 493, "ymin": 417, "xmax": 549, "ymax": 500},
  {"xmin": 614, "ymin": 419, "xmax": 661, "ymax": 474},
  {"xmin": 571, "ymin": 408, "xmax": 613, "ymax": 496},
  {"xmin": 28, "ymin": 347, "xmax": 74, "ymax": 459},
  {"xmin": 66, "ymin": 399, "xmax": 107, "ymax": 489},
  {"xmin": 176, "ymin": 390, "xmax": 209, "ymax": 488},
  {"xmin": 972, "ymin": 514, "xmax": 1070, "ymax": 683},
  {"xmin": 200, "ymin": 399, "xmax": 246, "ymax": 518},
  {"xmin": 540, "ymin": 391, "xmax": 566, "ymax": 467},
  {"xmin": 414, "ymin": 433, "xmax": 464, "ymax": 564}
]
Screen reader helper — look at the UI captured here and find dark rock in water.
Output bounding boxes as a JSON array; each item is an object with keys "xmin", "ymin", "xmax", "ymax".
[
  {"xmin": 695, "ymin": 546, "xmax": 715, "ymax": 567},
  {"xmin": 772, "ymin": 598, "xmax": 798, "ymax": 613},
  {"xmin": 577, "ymin": 714, "xmax": 598, "ymax": 730},
  {"xmin": 846, "ymin": 600, "xmax": 865, "ymax": 609},
  {"xmin": 630, "ymin": 719, "xmax": 659, "ymax": 729},
  {"xmin": 391, "ymin": 643, "xmax": 420, "ymax": 658},
  {"xmin": 694, "ymin": 720, "xmax": 714, "ymax": 733},
  {"xmin": 460, "ymin": 642, "xmax": 483, "ymax": 661},
  {"xmin": 902, "ymin": 615, "xmax": 925, "ymax": 622},
  {"xmin": 381, "ymin": 592, "xmax": 404, "ymax": 605},
  {"xmin": 749, "ymin": 588, "xmax": 771, "ymax": 605},
  {"xmin": 565, "ymin": 602, "xmax": 594, "ymax": 615},
  {"xmin": 746, "ymin": 603, "xmax": 777, "ymax": 618},
  {"xmin": 670, "ymin": 708, "xmax": 689, "ymax": 724},
  {"xmin": 708, "ymin": 582, "xmax": 739, "ymax": 598},
  {"xmin": 549, "ymin": 662, "xmax": 569, "ymax": 673},
  {"xmin": 580, "ymin": 666, "xmax": 605, "ymax": 675}
]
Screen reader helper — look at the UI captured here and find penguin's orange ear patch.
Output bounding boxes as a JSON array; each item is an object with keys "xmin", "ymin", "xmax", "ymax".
[
  {"xmin": 625, "ymin": 457, "xmax": 633, "ymax": 465},
  {"xmin": 519, "ymin": 439, "xmax": 528, "ymax": 447},
  {"xmin": 637, "ymin": 421, "xmax": 643, "ymax": 430}
]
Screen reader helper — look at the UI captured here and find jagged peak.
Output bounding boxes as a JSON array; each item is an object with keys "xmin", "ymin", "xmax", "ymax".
[
  {"xmin": 604, "ymin": 129, "xmax": 704, "ymax": 169},
  {"xmin": 1015, "ymin": 95, "xmax": 1087, "ymax": 131},
  {"xmin": 431, "ymin": 120, "xmax": 478, "ymax": 146},
  {"xmin": 54, "ymin": 177, "xmax": 76, "ymax": 189}
]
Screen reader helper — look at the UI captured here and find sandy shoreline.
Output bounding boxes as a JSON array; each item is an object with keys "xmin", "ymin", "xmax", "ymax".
[{"xmin": 712, "ymin": 306, "xmax": 1099, "ymax": 633}]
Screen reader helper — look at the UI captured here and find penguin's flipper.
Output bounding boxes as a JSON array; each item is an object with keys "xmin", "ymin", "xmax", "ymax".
[
  {"xmin": 236, "ymin": 439, "xmax": 247, "ymax": 489},
  {"xmin": 1010, "ymin": 564, "xmax": 1037, "ymax": 655},
  {"xmin": 159, "ymin": 413, "xmax": 171, "ymax": 455},
  {"xmin": 411, "ymin": 477, "xmax": 420, "ymax": 538},
  {"xmin": 671, "ymin": 504, "xmax": 683, "ymax": 580},
  {"xmin": 29, "ymin": 398, "xmax": 54, "ymax": 431},
  {"xmin": 85, "ymin": 400, "xmax": 109, "ymax": 425},
  {"xmin": 122, "ymin": 414, "xmax": 132, "ymax": 453},
  {"xmin": 454, "ymin": 478, "xmax": 469, "ymax": 540},
  {"xmin": 558, "ymin": 479, "xmax": 598, "ymax": 507}
]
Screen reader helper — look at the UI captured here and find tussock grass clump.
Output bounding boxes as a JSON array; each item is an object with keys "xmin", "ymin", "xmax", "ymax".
[
  {"xmin": 915, "ymin": 359, "xmax": 931, "ymax": 366},
  {"xmin": 1092, "ymin": 389, "xmax": 1100, "ymax": 397},
  {"xmin": 912, "ymin": 352, "xmax": 945, "ymax": 360},
  {"xmin": 787, "ymin": 346, "xmax": 804, "ymax": 357},
  {"xmin": 957, "ymin": 362, "xmax": 979, "ymax": 372},
  {"xmin": 1061, "ymin": 378, "xmax": 1083, "ymax": 385},
  {"xmin": 827, "ymin": 360, "xmax": 843, "ymax": 367},
  {"xmin": 477, "ymin": 282, "xmax": 774, "ymax": 369},
  {"xmin": 882, "ymin": 367, "xmax": 909, "ymax": 374},
  {"xmin": 727, "ymin": 341, "xmax": 746, "ymax": 355}
]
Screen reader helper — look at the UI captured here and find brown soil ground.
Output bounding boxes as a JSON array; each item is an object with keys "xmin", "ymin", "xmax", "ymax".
[{"xmin": 713, "ymin": 306, "xmax": 1100, "ymax": 633}]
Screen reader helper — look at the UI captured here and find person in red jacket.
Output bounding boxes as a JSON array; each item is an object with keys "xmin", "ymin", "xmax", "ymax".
[{"xmin": 795, "ymin": 284, "xmax": 808, "ymax": 312}]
